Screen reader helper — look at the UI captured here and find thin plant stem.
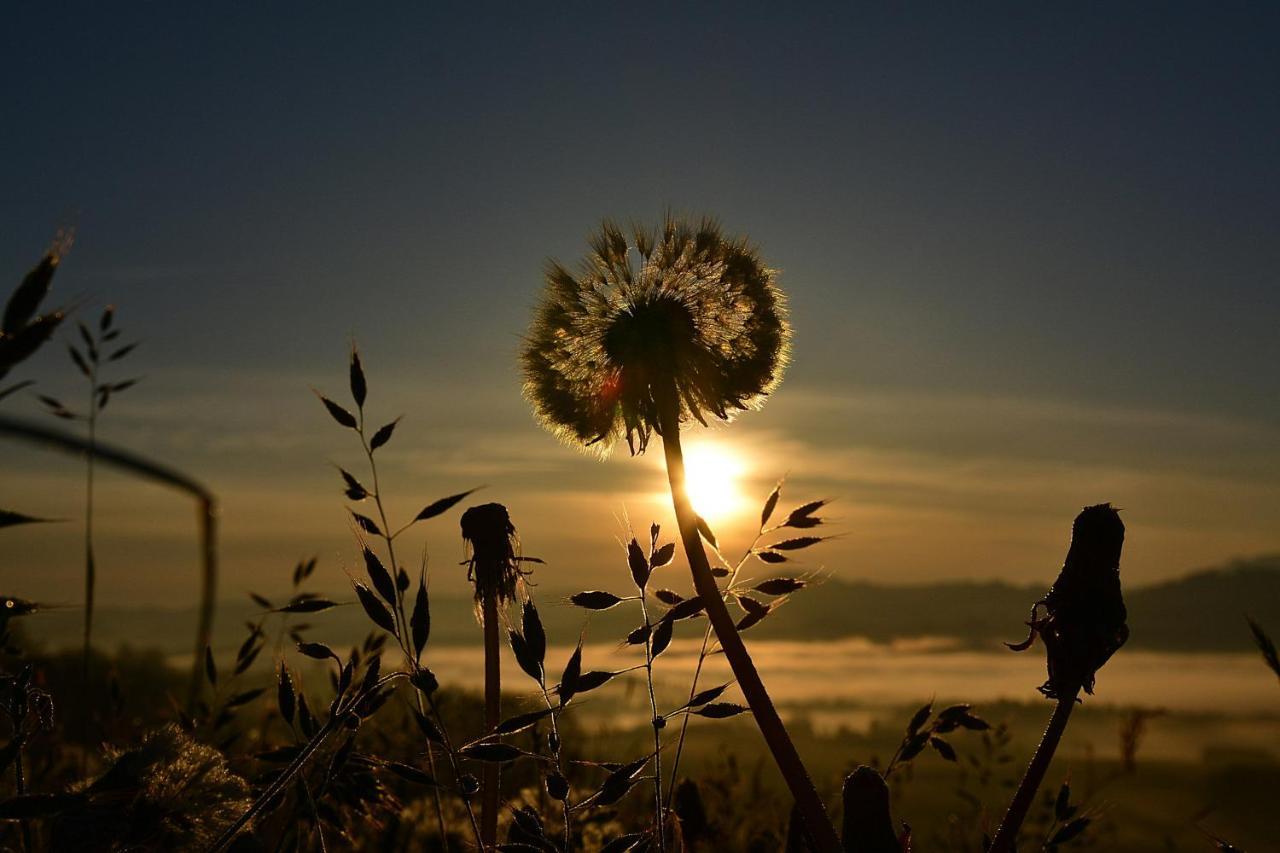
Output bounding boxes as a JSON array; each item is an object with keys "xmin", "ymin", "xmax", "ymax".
[
  {"xmin": 14, "ymin": 746, "xmax": 31, "ymax": 852},
  {"xmin": 989, "ymin": 688, "xmax": 1079, "ymax": 853},
  {"xmin": 481, "ymin": 587, "xmax": 501, "ymax": 848},
  {"xmin": 637, "ymin": 583, "xmax": 665, "ymax": 851},
  {"xmin": 356, "ymin": 412, "xmax": 455, "ymax": 850},
  {"xmin": 654, "ymin": 385, "xmax": 840, "ymax": 853},
  {"xmin": 665, "ymin": 532, "xmax": 760, "ymax": 809},
  {"xmin": 536, "ymin": 685, "xmax": 572, "ymax": 850},
  {"xmin": 209, "ymin": 672, "xmax": 408, "ymax": 853},
  {"xmin": 82, "ymin": 361, "xmax": 97, "ymax": 686},
  {"xmin": 425, "ymin": 692, "xmax": 485, "ymax": 847}
]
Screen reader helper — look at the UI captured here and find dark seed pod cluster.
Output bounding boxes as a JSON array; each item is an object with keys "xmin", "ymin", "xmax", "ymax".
[
  {"xmin": 1008, "ymin": 503, "xmax": 1129, "ymax": 699},
  {"xmin": 521, "ymin": 215, "xmax": 790, "ymax": 455}
]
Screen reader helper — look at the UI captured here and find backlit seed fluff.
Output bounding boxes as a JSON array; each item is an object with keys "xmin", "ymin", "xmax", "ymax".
[{"xmin": 521, "ymin": 216, "xmax": 790, "ymax": 456}]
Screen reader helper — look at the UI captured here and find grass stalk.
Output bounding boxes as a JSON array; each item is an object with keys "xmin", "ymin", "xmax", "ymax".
[
  {"xmin": 357, "ymin": 414, "xmax": 458, "ymax": 850},
  {"xmin": 637, "ymin": 580, "xmax": 665, "ymax": 851},
  {"xmin": 209, "ymin": 671, "xmax": 406, "ymax": 853}
]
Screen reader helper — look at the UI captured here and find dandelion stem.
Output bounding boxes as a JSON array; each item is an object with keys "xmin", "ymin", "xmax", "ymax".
[
  {"xmin": 481, "ymin": 586, "xmax": 501, "ymax": 848},
  {"xmin": 666, "ymin": 532, "xmax": 760, "ymax": 809},
  {"xmin": 654, "ymin": 387, "xmax": 840, "ymax": 853},
  {"xmin": 989, "ymin": 688, "xmax": 1079, "ymax": 853}
]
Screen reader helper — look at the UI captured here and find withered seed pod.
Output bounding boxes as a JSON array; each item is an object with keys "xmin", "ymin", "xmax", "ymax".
[
  {"xmin": 460, "ymin": 502, "xmax": 524, "ymax": 606},
  {"xmin": 1008, "ymin": 503, "xmax": 1128, "ymax": 699}
]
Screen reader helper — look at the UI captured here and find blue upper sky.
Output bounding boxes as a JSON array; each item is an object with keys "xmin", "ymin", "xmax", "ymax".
[{"xmin": 2, "ymin": 4, "xmax": 1277, "ymax": 603}]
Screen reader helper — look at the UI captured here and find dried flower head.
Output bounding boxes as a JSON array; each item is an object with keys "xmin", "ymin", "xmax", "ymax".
[
  {"xmin": 521, "ymin": 215, "xmax": 790, "ymax": 455},
  {"xmin": 50, "ymin": 724, "xmax": 251, "ymax": 851},
  {"xmin": 461, "ymin": 502, "xmax": 527, "ymax": 605},
  {"xmin": 1008, "ymin": 503, "xmax": 1129, "ymax": 699}
]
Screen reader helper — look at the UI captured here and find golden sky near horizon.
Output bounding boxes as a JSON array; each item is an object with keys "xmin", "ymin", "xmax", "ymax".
[{"xmin": 3, "ymin": 364, "xmax": 1277, "ymax": 608}]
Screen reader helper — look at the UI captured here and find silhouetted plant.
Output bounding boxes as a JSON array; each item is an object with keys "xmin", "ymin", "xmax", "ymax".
[
  {"xmin": 0, "ymin": 236, "xmax": 70, "ymax": 406},
  {"xmin": 0, "ymin": 663, "xmax": 54, "ymax": 851},
  {"xmin": 522, "ymin": 215, "xmax": 841, "ymax": 851},
  {"xmin": 203, "ymin": 349, "xmax": 484, "ymax": 851},
  {"xmin": 1, "ymin": 239, "xmax": 71, "ymax": 535},
  {"xmin": 990, "ymin": 503, "xmax": 1127, "ymax": 853},
  {"xmin": 47, "ymin": 724, "xmax": 249, "ymax": 852},
  {"xmin": 665, "ymin": 480, "xmax": 827, "ymax": 810},
  {"xmin": 1246, "ymin": 616, "xmax": 1279, "ymax": 686},
  {"xmin": 460, "ymin": 502, "xmax": 530, "ymax": 846},
  {"xmin": 37, "ymin": 303, "xmax": 140, "ymax": 684}
]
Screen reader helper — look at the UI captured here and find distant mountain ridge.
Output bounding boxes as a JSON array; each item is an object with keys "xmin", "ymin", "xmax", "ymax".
[
  {"xmin": 20, "ymin": 555, "xmax": 1280, "ymax": 656},
  {"xmin": 746, "ymin": 554, "xmax": 1280, "ymax": 652}
]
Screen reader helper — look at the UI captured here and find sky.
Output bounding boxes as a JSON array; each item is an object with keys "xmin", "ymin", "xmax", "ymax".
[{"xmin": 2, "ymin": 4, "xmax": 1278, "ymax": 608}]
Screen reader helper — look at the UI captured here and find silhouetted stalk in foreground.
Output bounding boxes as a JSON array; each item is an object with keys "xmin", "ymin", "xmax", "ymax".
[
  {"xmin": 989, "ymin": 689, "xmax": 1078, "ymax": 853},
  {"xmin": 635, "ymin": 561, "xmax": 666, "ymax": 851},
  {"xmin": 355, "ymin": 405, "xmax": 451, "ymax": 849},
  {"xmin": 665, "ymin": 526, "xmax": 762, "ymax": 809},
  {"xmin": 208, "ymin": 672, "xmax": 408, "ymax": 853},
  {"xmin": 655, "ymin": 389, "xmax": 840, "ymax": 853},
  {"xmin": 481, "ymin": 586, "xmax": 501, "ymax": 846},
  {"xmin": 461, "ymin": 503, "xmax": 524, "ymax": 849},
  {"xmin": 0, "ymin": 414, "xmax": 218, "ymax": 707},
  {"xmin": 994, "ymin": 503, "xmax": 1129, "ymax": 853}
]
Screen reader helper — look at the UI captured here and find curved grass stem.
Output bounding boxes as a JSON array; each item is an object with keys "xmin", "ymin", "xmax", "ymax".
[
  {"xmin": 654, "ymin": 386, "xmax": 840, "ymax": 853},
  {"xmin": 989, "ymin": 688, "xmax": 1079, "ymax": 853}
]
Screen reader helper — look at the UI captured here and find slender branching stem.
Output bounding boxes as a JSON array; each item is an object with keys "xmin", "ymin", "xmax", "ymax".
[
  {"xmin": 356, "ymin": 411, "xmax": 461, "ymax": 850},
  {"xmin": 654, "ymin": 385, "xmax": 841, "ymax": 853},
  {"xmin": 536, "ymin": 684, "xmax": 572, "ymax": 850},
  {"xmin": 989, "ymin": 688, "xmax": 1079, "ymax": 853},
  {"xmin": 637, "ymin": 583, "xmax": 665, "ymax": 851},
  {"xmin": 208, "ymin": 672, "xmax": 409, "ymax": 853},
  {"xmin": 481, "ymin": 587, "xmax": 501, "ymax": 847},
  {"xmin": 665, "ymin": 532, "xmax": 759, "ymax": 809},
  {"xmin": 424, "ymin": 692, "xmax": 485, "ymax": 846}
]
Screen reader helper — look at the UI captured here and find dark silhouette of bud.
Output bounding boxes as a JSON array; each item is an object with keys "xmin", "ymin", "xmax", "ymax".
[
  {"xmin": 673, "ymin": 778, "xmax": 708, "ymax": 843},
  {"xmin": 841, "ymin": 766, "xmax": 900, "ymax": 853},
  {"xmin": 1007, "ymin": 503, "xmax": 1128, "ymax": 699}
]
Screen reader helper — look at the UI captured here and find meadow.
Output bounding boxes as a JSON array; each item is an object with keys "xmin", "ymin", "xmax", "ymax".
[{"xmin": 2, "ymin": 222, "xmax": 1277, "ymax": 853}]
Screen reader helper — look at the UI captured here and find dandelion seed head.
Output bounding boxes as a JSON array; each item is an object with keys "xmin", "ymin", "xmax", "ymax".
[{"xmin": 521, "ymin": 215, "xmax": 790, "ymax": 456}]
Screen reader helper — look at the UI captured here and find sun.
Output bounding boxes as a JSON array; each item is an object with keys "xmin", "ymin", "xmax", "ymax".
[{"xmin": 681, "ymin": 441, "xmax": 749, "ymax": 523}]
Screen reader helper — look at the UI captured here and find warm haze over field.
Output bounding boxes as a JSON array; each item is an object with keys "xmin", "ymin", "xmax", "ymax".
[{"xmin": 3, "ymin": 4, "xmax": 1278, "ymax": 607}]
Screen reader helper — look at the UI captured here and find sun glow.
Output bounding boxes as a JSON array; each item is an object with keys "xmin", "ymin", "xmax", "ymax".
[{"xmin": 681, "ymin": 442, "xmax": 750, "ymax": 522}]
